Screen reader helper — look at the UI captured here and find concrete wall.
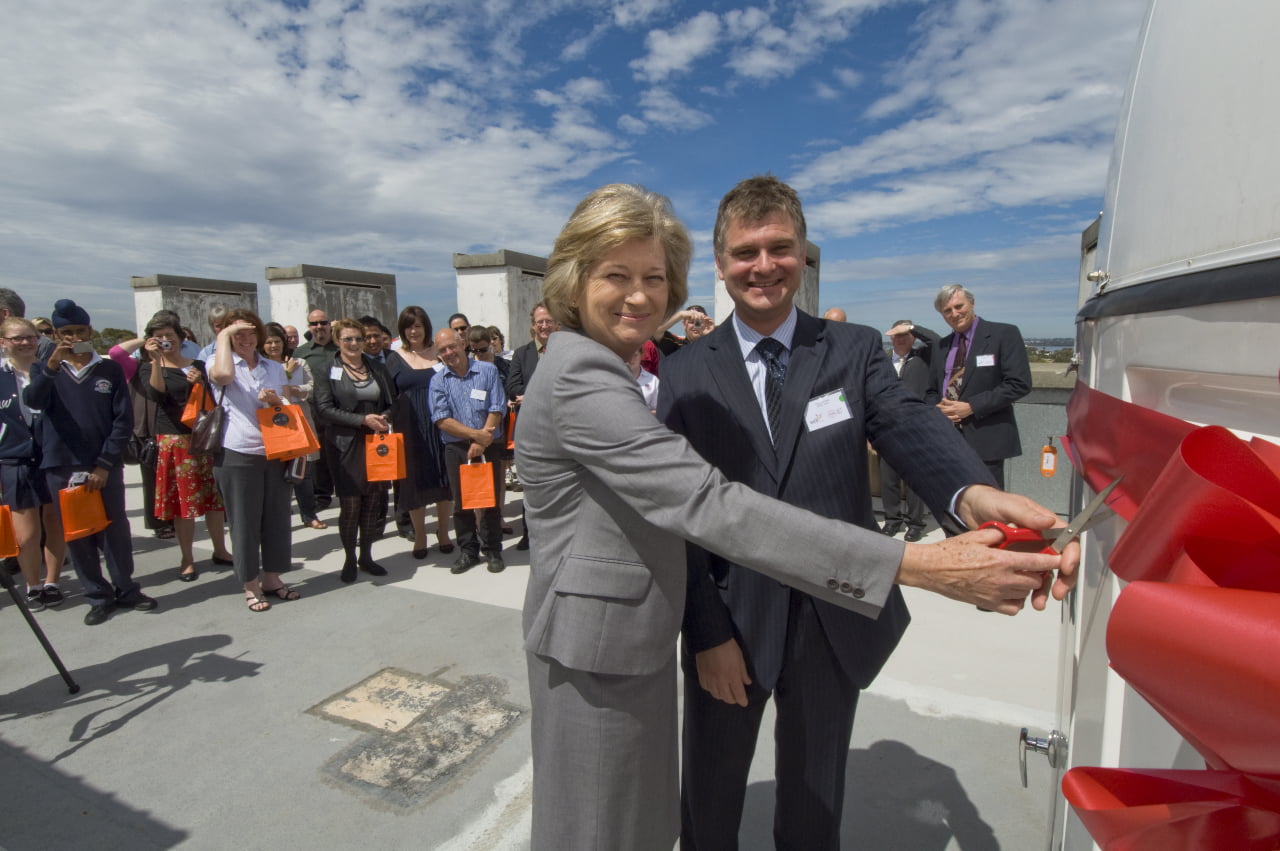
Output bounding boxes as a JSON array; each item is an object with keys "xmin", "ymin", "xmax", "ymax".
[
  {"xmin": 131, "ymin": 275, "xmax": 258, "ymax": 346},
  {"xmin": 453, "ymin": 251, "xmax": 547, "ymax": 346},
  {"xmin": 267, "ymin": 264, "xmax": 397, "ymax": 332}
]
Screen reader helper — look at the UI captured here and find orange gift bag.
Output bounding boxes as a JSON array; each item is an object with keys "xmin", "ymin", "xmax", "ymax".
[
  {"xmin": 365, "ymin": 432, "xmax": 407, "ymax": 481},
  {"xmin": 60, "ymin": 485, "xmax": 110, "ymax": 541},
  {"xmin": 505, "ymin": 409, "xmax": 517, "ymax": 450},
  {"xmin": 180, "ymin": 382, "xmax": 214, "ymax": 428},
  {"xmin": 459, "ymin": 459, "xmax": 497, "ymax": 509},
  {"xmin": 0, "ymin": 505, "xmax": 18, "ymax": 557},
  {"xmin": 257, "ymin": 404, "xmax": 320, "ymax": 461}
]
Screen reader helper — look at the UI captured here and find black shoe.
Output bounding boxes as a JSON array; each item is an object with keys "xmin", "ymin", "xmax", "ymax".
[
  {"xmin": 501, "ymin": 525, "xmax": 514, "ymax": 535},
  {"xmin": 881, "ymin": 523, "xmax": 901, "ymax": 536},
  {"xmin": 451, "ymin": 552, "xmax": 482, "ymax": 575},
  {"xmin": 178, "ymin": 568, "xmax": 199, "ymax": 582},
  {"xmin": 83, "ymin": 604, "xmax": 114, "ymax": 626},
  {"xmin": 515, "ymin": 535, "xmax": 530, "ymax": 551},
  {"xmin": 340, "ymin": 560, "xmax": 357, "ymax": 583},
  {"xmin": 116, "ymin": 593, "xmax": 158, "ymax": 611},
  {"xmin": 25, "ymin": 589, "xmax": 46, "ymax": 613},
  {"xmin": 904, "ymin": 528, "xmax": 925, "ymax": 542},
  {"xmin": 211, "ymin": 555, "xmax": 234, "ymax": 566},
  {"xmin": 486, "ymin": 554, "xmax": 506, "ymax": 574},
  {"xmin": 40, "ymin": 585, "xmax": 64, "ymax": 607},
  {"xmin": 359, "ymin": 559, "xmax": 387, "ymax": 577},
  {"xmin": 411, "ymin": 547, "xmax": 430, "ymax": 559}
]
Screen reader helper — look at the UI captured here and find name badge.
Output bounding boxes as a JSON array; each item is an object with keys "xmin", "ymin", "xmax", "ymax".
[
  {"xmin": 470, "ymin": 388, "xmax": 487, "ymax": 401},
  {"xmin": 329, "ymin": 366, "xmax": 344, "ymax": 380},
  {"xmin": 804, "ymin": 389, "xmax": 852, "ymax": 432},
  {"xmin": 976, "ymin": 354, "xmax": 995, "ymax": 367}
]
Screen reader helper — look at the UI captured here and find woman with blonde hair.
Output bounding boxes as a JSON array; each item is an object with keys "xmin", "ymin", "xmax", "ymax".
[{"xmin": 0, "ymin": 317, "xmax": 65, "ymax": 609}]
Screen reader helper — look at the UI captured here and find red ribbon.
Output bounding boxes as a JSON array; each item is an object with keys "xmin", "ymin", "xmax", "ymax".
[{"xmin": 1061, "ymin": 383, "xmax": 1280, "ymax": 848}]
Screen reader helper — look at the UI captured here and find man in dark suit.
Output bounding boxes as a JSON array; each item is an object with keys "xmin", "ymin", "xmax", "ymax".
[
  {"xmin": 925, "ymin": 284, "xmax": 1031, "ymax": 490},
  {"xmin": 660, "ymin": 176, "xmax": 1064, "ymax": 850},
  {"xmin": 506, "ymin": 302, "xmax": 557, "ymax": 550},
  {"xmin": 879, "ymin": 319, "xmax": 940, "ymax": 541}
]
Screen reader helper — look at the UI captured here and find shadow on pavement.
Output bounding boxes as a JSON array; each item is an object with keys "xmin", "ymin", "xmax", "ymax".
[{"xmin": 740, "ymin": 739, "xmax": 999, "ymax": 850}]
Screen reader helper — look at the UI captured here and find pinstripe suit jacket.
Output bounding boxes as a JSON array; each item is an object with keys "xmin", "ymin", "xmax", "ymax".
[{"xmin": 659, "ymin": 311, "xmax": 992, "ymax": 690}]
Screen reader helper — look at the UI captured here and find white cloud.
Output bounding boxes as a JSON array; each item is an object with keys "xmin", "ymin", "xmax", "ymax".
[
  {"xmin": 634, "ymin": 88, "xmax": 713, "ymax": 132},
  {"xmin": 612, "ymin": 0, "xmax": 677, "ymax": 27},
  {"xmin": 630, "ymin": 11, "xmax": 721, "ymax": 82}
]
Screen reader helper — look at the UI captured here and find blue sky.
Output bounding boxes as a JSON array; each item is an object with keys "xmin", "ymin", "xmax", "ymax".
[{"xmin": 1, "ymin": 0, "xmax": 1148, "ymax": 339}]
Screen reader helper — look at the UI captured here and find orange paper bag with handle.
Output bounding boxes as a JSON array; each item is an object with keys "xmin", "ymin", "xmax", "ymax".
[
  {"xmin": 459, "ymin": 459, "xmax": 497, "ymax": 509},
  {"xmin": 365, "ymin": 433, "xmax": 407, "ymax": 481},
  {"xmin": 505, "ymin": 409, "xmax": 517, "ymax": 450},
  {"xmin": 0, "ymin": 505, "xmax": 18, "ymax": 557},
  {"xmin": 180, "ymin": 382, "xmax": 214, "ymax": 428},
  {"xmin": 257, "ymin": 404, "xmax": 320, "ymax": 461},
  {"xmin": 60, "ymin": 485, "xmax": 110, "ymax": 541}
]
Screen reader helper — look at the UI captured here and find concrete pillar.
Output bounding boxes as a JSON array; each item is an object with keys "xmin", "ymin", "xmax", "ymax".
[
  {"xmin": 130, "ymin": 275, "xmax": 258, "ymax": 347},
  {"xmin": 266, "ymin": 264, "xmax": 397, "ymax": 333},
  {"xmin": 452, "ymin": 250, "xmax": 547, "ymax": 347},
  {"xmin": 712, "ymin": 240, "xmax": 820, "ymax": 324}
]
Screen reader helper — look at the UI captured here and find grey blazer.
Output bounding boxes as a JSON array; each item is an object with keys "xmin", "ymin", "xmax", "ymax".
[{"xmin": 517, "ymin": 329, "xmax": 907, "ymax": 677}]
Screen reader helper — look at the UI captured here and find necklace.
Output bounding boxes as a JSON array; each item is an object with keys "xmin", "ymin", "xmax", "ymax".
[{"xmin": 342, "ymin": 357, "xmax": 368, "ymax": 375}]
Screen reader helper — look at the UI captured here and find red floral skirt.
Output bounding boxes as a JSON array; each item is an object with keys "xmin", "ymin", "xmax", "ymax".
[{"xmin": 154, "ymin": 434, "xmax": 225, "ymax": 520}]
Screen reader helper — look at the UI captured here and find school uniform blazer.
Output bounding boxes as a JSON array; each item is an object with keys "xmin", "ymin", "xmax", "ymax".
[
  {"xmin": 517, "ymin": 328, "xmax": 908, "ymax": 679},
  {"xmin": 925, "ymin": 317, "xmax": 1032, "ymax": 462}
]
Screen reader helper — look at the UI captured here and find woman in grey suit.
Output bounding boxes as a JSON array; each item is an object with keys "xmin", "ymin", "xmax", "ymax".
[{"xmin": 517, "ymin": 185, "xmax": 1067, "ymax": 850}]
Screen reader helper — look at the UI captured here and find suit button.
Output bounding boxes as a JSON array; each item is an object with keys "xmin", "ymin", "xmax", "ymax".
[
  {"xmin": 826, "ymin": 579, "xmax": 839, "ymax": 591},
  {"xmin": 839, "ymin": 582, "xmax": 853, "ymax": 594},
  {"xmin": 853, "ymin": 588, "xmax": 865, "ymax": 598}
]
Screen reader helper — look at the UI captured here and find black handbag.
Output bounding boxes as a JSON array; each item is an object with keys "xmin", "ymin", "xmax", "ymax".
[
  {"xmin": 126, "ymin": 435, "xmax": 158, "ymax": 467},
  {"xmin": 189, "ymin": 384, "xmax": 227, "ymax": 457}
]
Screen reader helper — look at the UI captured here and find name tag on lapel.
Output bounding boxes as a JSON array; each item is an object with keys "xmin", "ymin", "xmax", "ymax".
[
  {"xmin": 976, "ymin": 354, "xmax": 995, "ymax": 367},
  {"xmin": 329, "ymin": 366, "xmax": 343, "ymax": 380},
  {"xmin": 804, "ymin": 389, "xmax": 852, "ymax": 432}
]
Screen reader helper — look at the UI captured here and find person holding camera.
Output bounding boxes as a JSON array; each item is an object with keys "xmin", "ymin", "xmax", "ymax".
[
  {"xmin": 136, "ymin": 313, "xmax": 232, "ymax": 582},
  {"xmin": 25, "ymin": 299, "xmax": 158, "ymax": 626}
]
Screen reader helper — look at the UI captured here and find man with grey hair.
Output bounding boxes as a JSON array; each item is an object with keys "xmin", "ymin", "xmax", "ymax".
[
  {"xmin": 926, "ymin": 284, "xmax": 1031, "ymax": 489},
  {"xmin": 0, "ymin": 288, "xmax": 26, "ymax": 320}
]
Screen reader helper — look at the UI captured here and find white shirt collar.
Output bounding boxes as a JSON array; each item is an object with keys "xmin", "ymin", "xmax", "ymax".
[{"xmin": 733, "ymin": 306, "xmax": 798, "ymax": 361}]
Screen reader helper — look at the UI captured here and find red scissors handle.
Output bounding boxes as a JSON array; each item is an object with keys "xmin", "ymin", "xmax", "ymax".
[{"xmin": 979, "ymin": 521, "xmax": 1055, "ymax": 554}]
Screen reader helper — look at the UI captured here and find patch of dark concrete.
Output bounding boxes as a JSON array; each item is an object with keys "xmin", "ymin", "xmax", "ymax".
[{"xmin": 312, "ymin": 669, "xmax": 524, "ymax": 810}]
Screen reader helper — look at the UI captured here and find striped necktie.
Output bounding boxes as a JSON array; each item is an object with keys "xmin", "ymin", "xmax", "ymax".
[{"xmin": 756, "ymin": 337, "xmax": 787, "ymax": 443}]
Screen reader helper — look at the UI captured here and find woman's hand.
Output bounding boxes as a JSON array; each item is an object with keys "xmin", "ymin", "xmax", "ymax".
[
  {"xmin": 259, "ymin": 388, "xmax": 283, "ymax": 406},
  {"xmin": 363, "ymin": 413, "xmax": 390, "ymax": 433}
]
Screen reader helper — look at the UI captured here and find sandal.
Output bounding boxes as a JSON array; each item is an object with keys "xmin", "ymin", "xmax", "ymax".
[
  {"xmin": 155, "ymin": 526, "xmax": 176, "ymax": 539},
  {"xmin": 307, "ymin": 519, "xmax": 328, "ymax": 530},
  {"xmin": 261, "ymin": 583, "xmax": 300, "ymax": 601},
  {"xmin": 245, "ymin": 594, "xmax": 271, "ymax": 612}
]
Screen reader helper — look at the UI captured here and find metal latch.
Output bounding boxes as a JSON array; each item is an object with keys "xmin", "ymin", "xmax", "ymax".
[{"xmin": 1019, "ymin": 728, "xmax": 1068, "ymax": 788}]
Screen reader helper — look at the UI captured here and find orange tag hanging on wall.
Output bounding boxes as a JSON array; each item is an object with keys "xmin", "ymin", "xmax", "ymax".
[{"xmin": 1041, "ymin": 439, "xmax": 1058, "ymax": 478}]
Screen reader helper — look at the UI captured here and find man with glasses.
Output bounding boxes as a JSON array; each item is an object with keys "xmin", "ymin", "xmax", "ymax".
[{"xmin": 294, "ymin": 309, "xmax": 338, "ymax": 507}]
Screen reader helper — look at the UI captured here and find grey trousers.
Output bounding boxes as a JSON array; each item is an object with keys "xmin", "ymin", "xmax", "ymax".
[
  {"xmin": 527, "ymin": 651, "xmax": 678, "ymax": 851},
  {"xmin": 213, "ymin": 449, "xmax": 292, "ymax": 583}
]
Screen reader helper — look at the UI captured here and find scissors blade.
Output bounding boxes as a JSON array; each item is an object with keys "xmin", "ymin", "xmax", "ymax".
[{"xmin": 1049, "ymin": 477, "xmax": 1123, "ymax": 553}]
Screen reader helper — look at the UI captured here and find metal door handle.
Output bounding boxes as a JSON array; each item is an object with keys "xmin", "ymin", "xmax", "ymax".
[{"xmin": 1019, "ymin": 727, "xmax": 1068, "ymax": 788}]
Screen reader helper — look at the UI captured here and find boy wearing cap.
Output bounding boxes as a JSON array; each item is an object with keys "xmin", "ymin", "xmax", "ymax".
[{"xmin": 24, "ymin": 299, "xmax": 157, "ymax": 625}]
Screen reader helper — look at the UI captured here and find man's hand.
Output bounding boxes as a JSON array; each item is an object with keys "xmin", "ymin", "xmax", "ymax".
[
  {"xmin": 47, "ymin": 341, "xmax": 73, "ymax": 370},
  {"xmin": 84, "ymin": 466, "xmax": 110, "ymax": 492},
  {"xmin": 954, "ymin": 484, "xmax": 1080, "ymax": 609},
  {"xmin": 471, "ymin": 427, "xmax": 494, "ymax": 449},
  {"xmin": 937, "ymin": 398, "xmax": 973, "ymax": 423},
  {"xmin": 695, "ymin": 638, "xmax": 752, "ymax": 707},
  {"xmin": 466, "ymin": 441, "xmax": 485, "ymax": 461}
]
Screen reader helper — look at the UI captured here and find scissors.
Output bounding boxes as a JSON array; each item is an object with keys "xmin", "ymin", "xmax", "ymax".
[{"xmin": 980, "ymin": 477, "xmax": 1122, "ymax": 554}]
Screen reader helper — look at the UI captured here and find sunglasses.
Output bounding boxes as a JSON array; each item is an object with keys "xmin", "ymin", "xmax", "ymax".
[
  {"xmin": 471, "ymin": 346, "xmax": 490, "ymax": 353},
  {"xmin": 309, "ymin": 320, "xmax": 331, "ymax": 327}
]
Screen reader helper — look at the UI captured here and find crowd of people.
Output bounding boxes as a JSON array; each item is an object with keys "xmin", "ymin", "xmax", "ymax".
[
  {"xmin": 3, "ymin": 175, "xmax": 1055, "ymax": 851},
  {"xmin": 0, "ymin": 287, "xmax": 548, "ymax": 622}
]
